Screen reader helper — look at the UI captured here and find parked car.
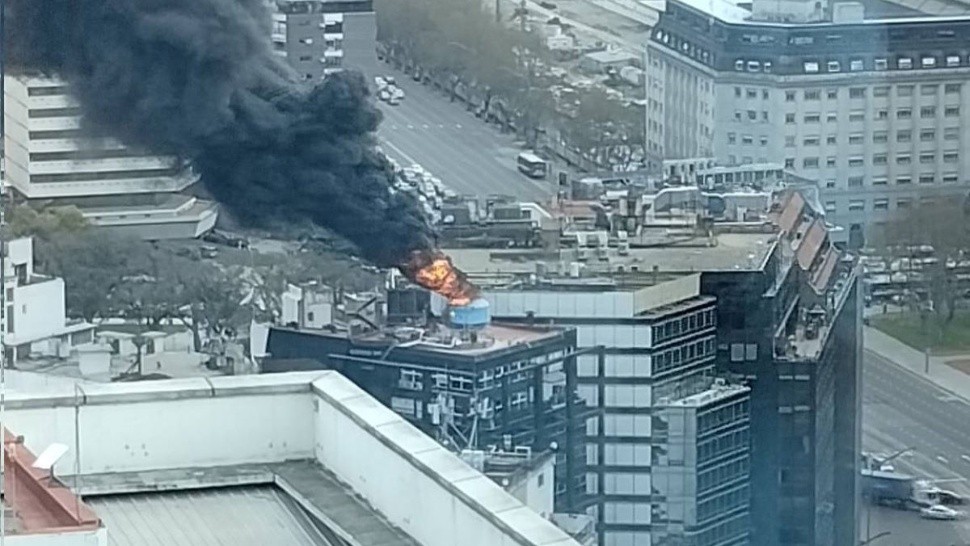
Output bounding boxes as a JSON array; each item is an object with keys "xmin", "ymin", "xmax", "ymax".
[{"xmin": 920, "ymin": 504, "xmax": 960, "ymax": 520}]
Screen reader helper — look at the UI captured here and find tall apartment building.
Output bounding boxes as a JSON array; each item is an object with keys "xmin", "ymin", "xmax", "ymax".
[
  {"xmin": 271, "ymin": 0, "xmax": 377, "ymax": 81},
  {"xmin": 444, "ymin": 183, "xmax": 860, "ymax": 546},
  {"xmin": 3, "ymin": 75, "xmax": 218, "ymax": 240},
  {"xmin": 645, "ymin": 0, "xmax": 970, "ymax": 241},
  {"xmin": 446, "ymin": 254, "xmax": 753, "ymax": 546}
]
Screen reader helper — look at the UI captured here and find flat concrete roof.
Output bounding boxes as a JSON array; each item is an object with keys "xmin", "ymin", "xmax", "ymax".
[{"xmin": 445, "ymin": 232, "xmax": 776, "ymax": 275}]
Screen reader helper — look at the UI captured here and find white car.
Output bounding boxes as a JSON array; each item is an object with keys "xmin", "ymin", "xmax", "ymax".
[
  {"xmin": 378, "ymin": 88, "xmax": 391, "ymax": 102},
  {"xmin": 391, "ymin": 87, "xmax": 405, "ymax": 100},
  {"xmin": 920, "ymin": 504, "xmax": 960, "ymax": 520},
  {"xmin": 374, "ymin": 76, "xmax": 387, "ymax": 89}
]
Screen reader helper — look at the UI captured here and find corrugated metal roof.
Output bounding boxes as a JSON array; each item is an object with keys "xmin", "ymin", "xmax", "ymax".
[
  {"xmin": 777, "ymin": 192, "xmax": 805, "ymax": 234},
  {"xmin": 796, "ymin": 219, "xmax": 827, "ymax": 271},
  {"xmin": 88, "ymin": 486, "xmax": 332, "ymax": 546}
]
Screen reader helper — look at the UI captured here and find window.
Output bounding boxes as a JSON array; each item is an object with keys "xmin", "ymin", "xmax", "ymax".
[
  {"xmin": 920, "ymin": 129, "xmax": 936, "ymax": 142},
  {"xmin": 824, "ymin": 201, "xmax": 836, "ymax": 213},
  {"xmin": 945, "ymin": 83, "xmax": 961, "ymax": 94},
  {"xmin": 850, "ymin": 59, "xmax": 864, "ymax": 71},
  {"xmin": 760, "ymin": 135, "xmax": 769, "ymax": 146},
  {"xmin": 804, "ymin": 61, "xmax": 819, "ymax": 73},
  {"xmin": 849, "ymin": 111, "xmax": 865, "ymax": 122},
  {"xmin": 748, "ymin": 110, "xmax": 757, "ymax": 120},
  {"xmin": 826, "ymin": 88, "xmax": 838, "ymax": 99},
  {"xmin": 946, "ymin": 55, "xmax": 961, "ymax": 67},
  {"xmin": 826, "ymin": 134, "xmax": 837, "ymax": 145},
  {"xmin": 804, "ymin": 90, "xmax": 820, "ymax": 100},
  {"xmin": 848, "ymin": 176, "xmax": 864, "ymax": 187},
  {"xmin": 735, "ymin": 87, "xmax": 742, "ymax": 98},
  {"xmin": 804, "ymin": 113, "xmax": 820, "ymax": 123},
  {"xmin": 896, "ymin": 154, "xmax": 911, "ymax": 165},
  {"xmin": 826, "ymin": 112, "xmax": 838, "ymax": 122},
  {"xmin": 945, "ymin": 106, "xmax": 960, "ymax": 117},
  {"xmin": 873, "ymin": 131, "xmax": 888, "ymax": 143},
  {"xmin": 824, "ymin": 178, "xmax": 836, "ymax": 188},
  {"xmin": 921, "ymin": 106, "xmax": 937, "ymax": 118},
  {"xmin": 874, "ymin": 198, "xmax": 889, "ymax": 210},
  {"xmin": 897, "ymin": 198, "xmax": 912, "ymax": 209},
  {"xmin": 897, "ymin": 108, "xmax": 912, "ymax": 119},
  {"xmin": 803, "ymin": 135, "xmax": 820, "ymax": 146},
  {"xmin": 848, "ymin": 157, "xmax": 864, "ymax": 168},
  {"xmin": 784, "ymin": 135, "xmax": 795, "ymax": 147},
  {"xmin": 827, "ymin": 60, "xmax": 841, "ymax": 72},
  {"xmin": 898, "ymin": 57, "xmax": 913, "ymax": 69},
  {"xmin": 802, "ymin": 157, "xmax": 819, "ymax": 168},
  {"xmin": 872, "ymin": 154, "xmax": 887, "ymax": 165},
  {"xmin": 735, "ymin": 60, "xmax": 745, "ymax": 71},
  {"xmin": 874, "ymin": 58, "xmax": 888, "ymax": 70},
  {"xmin": 785, "ymin": 90, "xmax": 796, "ymax": 102},
  {"xmin": 849, "ymin": 200, "xmax": 865, "ymax": 211},
  {"xmin": 742, "ymin": 134, "xmax": 754, "ymax": 145},
  {"xmin": 874, "ymin": 86, "xmax": 889, "ymax": 97},
  {"xmin": 919, "ymin": 174, "xmax": 935, "ymax": 184},
  {"xmin": 785, "ymin": 113, "xmax": 796, "ymax": 124},
  {"xmin": 762, "ymin": 89, "xmax": 769, "ymax": 99},
  {"xmin": 826, "ymin": 156, "xmax": 836, "ymax": 168},
  {"xmin": 728, "ymin": 133, "xmax": 737, "ymax": 144},
  {"xmin": 872, "ymin": 177, "xmax": 888, "ymax": 186},
  {"xmin": 877, "ymin": 109, "xmax": 888, "ymax": 120},
  {"xmin": 944, "ymin": 127, "xmax": 959, "ymax": 140},
  {"xmin": 785, "ymin": 157, "xmax": 795, "ymax": 168},
  {"xmin": 897, "ymin": 85, "xmax": 914, "ymax": 97},
  {"xmin": 921, "ymin": 57, "xmax": 937, "ymax": 68},
  {"xmin": 944, "ymin": 151, "xmax": 959, "ymax": 163},
  {"xmin": 896, "ymin": 176, "xmax": 912, "ymax": 185},
  {"xmin": 943, "ymin": 173, "xmax": 959, "ymax": 184},
  {"xmin": 735, "ymin": 111, "xmax": 743, "ymax": 121},
  {"xmin": 922, "ymin": 84, "xmax": 939, "ymax": 96},
  {"xmin": 849, "ymin": 133, "xmax": 864, "ymax": 145},
  {"xmin": 919, "ymin": 152, "xmax": 935, "ymax": 164},
  {"xmin": 849, "ymin": 87, "xmax": 865, "ymax": 99},
  {"xmin": 746, "ymin": 88, "xmax": 756, "ymax": 99},
  {"xmin": 897, "ymin": 130, "xmax": 912, "ymax": 143}
]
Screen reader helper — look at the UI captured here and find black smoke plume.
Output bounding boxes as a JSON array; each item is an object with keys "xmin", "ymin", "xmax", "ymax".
[{"xmin": 4, "ymin": 0, "xmax": 435, "ymax": 267}]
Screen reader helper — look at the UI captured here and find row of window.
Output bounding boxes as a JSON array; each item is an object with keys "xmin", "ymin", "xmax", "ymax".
[
  {"xmin": 698, "ymin": 457, "xmax": 749, "ymax": 494},
  {"xmin": 786, "ymin": 83, "xmax": 962, "ymax": 102},
  {"xmin": 782, "ymin": 127, "xmax": 962, "ymax": 147},
  {"xmin": 793, "ymin": 54, "xmax": 970, "ymax": 74},
  {"xmin": 791, "ymin": 151, "xmax": 961, "ymax": 169},
  {"xmin": 697, "ymin": 398, "xmax": 750, "ymax": 435},
  {"xmin": 826, "ymin": 195, "xmax": 945, "ymax": 214},
  {"xmin": 697, "ymin": 485, "xmax": 749, "ymax": 524},
  {"xmin": 697, "ymin": 428, "xmax": 750, "ymax": 465},
  {"xmin": 783, "ymin": 106, "xmax": 961, "ymax": 124},
  {"xmin": 653, "ymin": 336, "xmax": 716, "ymax": 376},
  {"xmin": 652, "ymin": 308, "xmax": 717, "ymax": 344}
]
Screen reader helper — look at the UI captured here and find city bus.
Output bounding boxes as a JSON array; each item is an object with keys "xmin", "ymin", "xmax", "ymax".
[{"xmin": 516, "ymin": 152, "xmax": 549, "ymax": 179}]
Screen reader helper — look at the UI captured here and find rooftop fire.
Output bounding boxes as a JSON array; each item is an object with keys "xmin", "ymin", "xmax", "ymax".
[{"xmin": 399, "ymin": 250, "xmax": 480, "ymax": 306}]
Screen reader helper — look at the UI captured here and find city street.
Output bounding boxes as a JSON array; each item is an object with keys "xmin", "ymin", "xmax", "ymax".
[
  {"xmin": 863, "ymin": 350, "xmax": 970, "ymax": 545},
  {"xmin": 359, "ymin": 58, "xmax": 560, "ymax": 202}
]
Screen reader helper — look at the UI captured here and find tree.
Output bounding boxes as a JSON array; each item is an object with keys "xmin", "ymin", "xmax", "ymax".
[
  {"xmin": 8, "ymin": 205, "xmax": 89, "ymax": 241},
  {"xmin": 879, "ymin": 198, "xmax": 970, "ymax": 340},
  {"xmin": 38, "ymin": 232, "xmax": 149, "ymax": 321}
]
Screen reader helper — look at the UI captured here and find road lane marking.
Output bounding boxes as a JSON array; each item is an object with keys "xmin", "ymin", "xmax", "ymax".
[
  {"xmin": 938, "ymin": 455, "xmax": 950, "ymax": 465},
  {"xmin": 422, "ymin": 124, "xmax": 429, "ymax": 129},
  {"xmin": 456, "ymin": 123, "xmax": 462, "ymax": 128},
  {"xmin": 407, "ymin": 124, "xmax": 414, "ymax": 130},
  {"xmin": 962, "ymin": 455, "xmax": 970, "ymax": 464},
  {"xmin": 380, "ymin": 139, "xmax": 420, "ymax": 167}
]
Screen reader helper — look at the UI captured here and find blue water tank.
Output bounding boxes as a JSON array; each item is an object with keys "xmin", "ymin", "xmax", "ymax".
[{"xmin": 449, "ymin": 298, "xmax": 490, "ymax": 329}]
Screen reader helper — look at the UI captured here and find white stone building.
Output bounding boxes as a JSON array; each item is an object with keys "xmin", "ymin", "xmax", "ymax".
[{"xmin": 3, "ymin": 75, "xmax": 218, "ymax": 240}]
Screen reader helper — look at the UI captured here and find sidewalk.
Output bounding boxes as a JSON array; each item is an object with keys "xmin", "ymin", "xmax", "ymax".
[{"xmin": 865, "ymin": 326, "xmax": 970, "ymax": 401}]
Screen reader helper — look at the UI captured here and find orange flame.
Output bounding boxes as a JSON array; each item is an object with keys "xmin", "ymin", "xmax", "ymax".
[{"xmin": 399, "ymin": 250, "xmax": 479, "ymax": 306}]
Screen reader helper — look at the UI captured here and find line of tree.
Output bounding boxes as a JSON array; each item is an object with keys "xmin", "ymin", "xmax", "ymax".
[
  {"xmin": 6, "ymin": 205, "xmax": 381, "ymax": 350},
  {"xmin": 375, "ymin": 0, "xmax": 645, "ymax": 171}
]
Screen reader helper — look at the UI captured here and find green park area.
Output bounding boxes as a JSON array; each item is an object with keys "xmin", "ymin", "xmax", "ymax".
[{"xmin": 871, "ymin": 311, "xmax": 970, "ymax": 353}]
